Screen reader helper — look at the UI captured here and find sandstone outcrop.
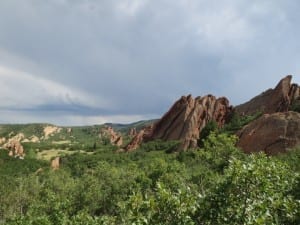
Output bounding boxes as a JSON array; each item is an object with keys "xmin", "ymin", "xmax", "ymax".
[
  {"xmin": 100, "ymin": 126, "xmax": 123, "ymax": 146},
  {"xmin": 128, "ymin": 128, "xmax": 137, "ymax": 137},
  {"xmin": 51, "ymin": 157, "xmax": 60, "ymax": 170},
  {"xmin": 6, "ymin": 133, "xmax": 25, "ymax": 143},
  {"xmin": 22, "ymin": 135, "xmax": 40, "ymax": 143},
  {"xmin": 235, "ymin": 75, "xmax": 300, "ymax": 115},
  {"xmin": 4, "ymin": 140, "xmax": 25, "ymax": 158},
  {"xmin": 0, "ymin": 137, "xmax": 6, "ymax": 145},
  {"xmin": 43, "ymin": 126, "xmax": 62, "ymax": 139},
  {"xmin": 124, "ymin": 125, "xmax": 153, "ymax": 152},
  {"xmin": 237, "ymin": 111, "xmax": 300, "ymax": 155},
  {"xmin": 125, "ymin": 94, "xmax": 232, "ymax": 151},
  {"xmin": 124, "ymin": 130, "xmax": 145, "ymax": 152},
  {"xmin": 114, "ymin": 136, "xmax": 123, "ymax": 146}
]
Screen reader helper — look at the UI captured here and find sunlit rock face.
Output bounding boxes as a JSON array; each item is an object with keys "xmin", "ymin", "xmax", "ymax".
[{"xmin": 125, "ymin": 94, "xmax": 232, "ymax": 151}]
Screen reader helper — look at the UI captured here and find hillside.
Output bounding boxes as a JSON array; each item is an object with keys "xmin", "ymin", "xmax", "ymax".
[{"xmin": 0, "ymin": 120, "xmax": 155, "ymax": 161}]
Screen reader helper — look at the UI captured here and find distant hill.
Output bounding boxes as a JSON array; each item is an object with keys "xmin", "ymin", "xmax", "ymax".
[
  {"xmin": 0, "ymin": 119, "xmax": 157, "ymax": 160},
  {"xmin": 0, "ymin": 119, "xmax": 156, "ymax": 140}
]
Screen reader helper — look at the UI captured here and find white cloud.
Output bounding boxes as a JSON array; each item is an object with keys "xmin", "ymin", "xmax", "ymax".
[
  {"xmin": 0, "ymin": 65, "xmax": 110, "ymax": 110},
  {"xmin": 0, "ymin": 0, "xmax": 300, "ymax": 125}
]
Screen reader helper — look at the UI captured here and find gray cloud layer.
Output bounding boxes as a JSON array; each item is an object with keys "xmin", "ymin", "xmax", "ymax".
[{"xmin": 0, "ymin": 0, "xmax": 300, "ymax": 125}]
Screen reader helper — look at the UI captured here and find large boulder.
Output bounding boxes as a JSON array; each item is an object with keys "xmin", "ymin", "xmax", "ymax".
[
  {"xmin": 237, "ymin": 111, "xmax": 300, "ymax": 155},
  {"xmin": 125, "ymin": 94, "xmax": 232, "ymax": 151},
  {"xmin": 235, "ymin": 75, "xmax": 300, "ymax": 115}
]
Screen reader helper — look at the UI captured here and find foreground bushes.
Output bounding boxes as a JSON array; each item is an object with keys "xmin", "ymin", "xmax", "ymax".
[{"xmin": 1, "ymin": 133, "xmax": 299, "ymax": 224}]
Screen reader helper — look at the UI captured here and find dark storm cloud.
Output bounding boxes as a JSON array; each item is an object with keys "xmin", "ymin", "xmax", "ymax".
[{"xmin": 0, "ymin": 0, "xmax": 300, "ymax": 125}]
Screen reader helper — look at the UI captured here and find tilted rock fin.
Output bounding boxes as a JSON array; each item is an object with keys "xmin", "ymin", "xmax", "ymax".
[
  {"xmin": 125, "ymin": 94, "xmax": 232, "ymax": 151},
  {"xmin": 235, "ymin": 75, "xmax": 300, "ymax": 115}
]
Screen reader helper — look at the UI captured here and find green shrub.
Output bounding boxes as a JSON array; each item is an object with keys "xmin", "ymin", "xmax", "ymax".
[
  {"xmin": 119, "ymin": 182, "xmax": 198, "ymax": 225},
  {"xmin": 198, "ymin": 120, "xmax": 218, "ymax": 147},
  {"xmin": 223, "ymin": 111, "xmax": 262, "ymax": 133},
  {"xmin": 199, "ymin": 154, "xmax": 300, "ymax": 225},
  {"xmin": 199, "ymin": 132, "xmax": 244, "ymax": 172},
  {"xmin": 140, "ymin": 140, "xmax": 180, "ymax": 153}
]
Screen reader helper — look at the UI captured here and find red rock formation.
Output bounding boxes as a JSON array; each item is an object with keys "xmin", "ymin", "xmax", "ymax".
[
  {"xmin": 125, "ymin": 94, "xmax": 232, "ymax": 151},
  {"xmin": 114, "ymin": 136, "xmax": 123, "ymax": 147},
  {"xmin": 128, "ymin": 128, "xmax": 137, "ymax": 137},
  {"xmin": 125, "ymin": 129, "xmax": 145, "ymax": 152},
  {"xmin": 237, "ymin": 111, "xmax": 300, "ymax": 155},
  {"xmin": 124, "ymin": 125, "xmax": 153, "ymax": 152},
  {"xmin": 235, "ymin": 75, "xmax": 300, "ymax": 115},
  {"xmin": 101, "ymin": 126, "xmax": 123, "ymax": 146}
]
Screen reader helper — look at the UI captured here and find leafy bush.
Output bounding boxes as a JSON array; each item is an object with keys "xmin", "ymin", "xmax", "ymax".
[
  {"xmin": 199, "ymin": 132, "xmax": 244, "ymax": 172},
  {"xmin": 199, "ymin": 154, "xmax": 300, "ymax": 225},
  {"xmin": 1, "ymin": 126, "xmax": 299, "ymax": 224},
  {"xmin": 223, "ymin": 111, "xmax": 262, "ymax": 133},
  {"xmin": 119, "ymin": 182, "xmax": 198, "ymax": 225},
  {"xmin": 198, "ymin": 121, "xmax": 218, "ymax": 147},
  {"xmin": 140, "ymin": 140, "xmax": 180, "ymax": 153}
]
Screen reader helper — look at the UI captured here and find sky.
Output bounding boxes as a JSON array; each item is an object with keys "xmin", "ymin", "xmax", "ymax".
[{"xmin": 1, "ymin": 0, "xmax": 300, "ymax": 125}]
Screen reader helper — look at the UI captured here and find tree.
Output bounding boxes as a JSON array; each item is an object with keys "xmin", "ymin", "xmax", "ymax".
[{"xmin": 199, "ymin": 132, "xmax": 243, "ymax": 172}]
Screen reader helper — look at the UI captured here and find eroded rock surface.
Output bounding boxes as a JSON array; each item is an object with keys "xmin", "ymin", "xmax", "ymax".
[
  {"xmin": 128, "ymin": 128, "xmax": 137, "ymax": 137},
  {"xmin": 125, "ymin": 94, "xmax": 232, "ymax": 151},
  {"xmin": 237, "ymin": 111, "xmax": 300, "ymax": 155},
  {"xmin": 51, "ymin": 157, "xmax": 60, "ymax": 170},
  {"xmin": 43, "ymin": 126, "xmax": 62, "ymax": 139},
  {"xmin": 124, "ymin": 125, "xmax": 153, "ymax": 152},
  {"xmin": 4, "ymin": 140, "xmax": 25, "ymax": 158},
  {"xmin": 100, "ymin": 126, "xmax": 123, "ymax": 146}
]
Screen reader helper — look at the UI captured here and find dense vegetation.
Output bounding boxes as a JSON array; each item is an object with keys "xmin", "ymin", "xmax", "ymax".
[{"xmin": 0, "ymin": 128, "xmax": 299, "ymax": 224}]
